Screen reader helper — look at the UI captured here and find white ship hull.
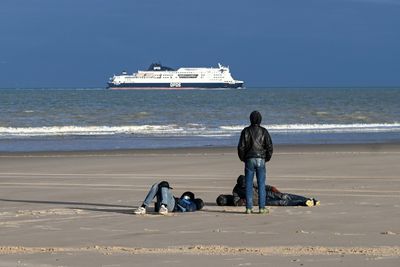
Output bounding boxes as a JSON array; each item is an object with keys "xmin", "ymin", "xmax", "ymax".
[{"xmin": 107, "ymin": 63, "xmax": 244, "ymax": 90}]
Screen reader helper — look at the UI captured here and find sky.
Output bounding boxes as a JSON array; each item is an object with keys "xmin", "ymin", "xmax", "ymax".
[{"xmin": 0, "ymin": 0, "xmax": 399, "ymax": 88}]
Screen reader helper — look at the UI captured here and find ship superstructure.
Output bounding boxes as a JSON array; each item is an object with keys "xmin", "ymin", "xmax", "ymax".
[{"xmin": 107, "ymin": 63, "xmax": 244, "ymax": 89}]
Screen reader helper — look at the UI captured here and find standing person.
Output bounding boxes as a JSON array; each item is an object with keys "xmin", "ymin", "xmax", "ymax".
[{"xmin": 238, "ymin": 111, "xmax": 273, "ymax": 214}]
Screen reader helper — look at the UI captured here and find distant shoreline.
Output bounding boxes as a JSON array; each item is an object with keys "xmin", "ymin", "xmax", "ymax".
[{"xmin": 1, "ymin": 142, "xmax": 400, "ymax": 157}]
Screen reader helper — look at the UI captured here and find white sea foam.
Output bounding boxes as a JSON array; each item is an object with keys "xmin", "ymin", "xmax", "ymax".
[
  {"xmin": 268, "ymin": 123, "xmax": 400, "ymax": 133},
  {"xmin": 0, "ymin": 125, "xmax": 183, "ymax": 137},
  {"xmin": 221, "ymin": 123, "xmax": 400, "ymax": 133},
  {"xmin": 0, "ymin": 123, "xmax": 400, "ymax": 138}
]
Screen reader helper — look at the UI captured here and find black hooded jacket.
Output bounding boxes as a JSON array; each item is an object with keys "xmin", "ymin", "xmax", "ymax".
[{"xmin": 237, "ymin": 111, "xmax": 273, "ymax": 162}]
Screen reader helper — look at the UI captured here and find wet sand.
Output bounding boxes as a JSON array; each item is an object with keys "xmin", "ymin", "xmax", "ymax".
[{"xmin": 0, "ymin": 144, "xmax": 399, "ymax": 266}]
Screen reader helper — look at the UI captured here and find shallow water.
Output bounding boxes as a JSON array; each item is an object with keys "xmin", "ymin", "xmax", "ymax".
[{"xmin": 0, "ymin": 87, "xmax": 399, "ymax": 151}]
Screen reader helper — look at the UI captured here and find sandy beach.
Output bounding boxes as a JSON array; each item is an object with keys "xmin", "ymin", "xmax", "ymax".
[{"xmin": 1, "ymin": 143, "xmax": 399, "ymax": 266}]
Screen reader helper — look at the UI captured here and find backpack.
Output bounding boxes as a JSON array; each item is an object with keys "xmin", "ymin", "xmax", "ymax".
[{"xmin": 216, "ymin": 194, "xmax": 234, "ymax": 206}]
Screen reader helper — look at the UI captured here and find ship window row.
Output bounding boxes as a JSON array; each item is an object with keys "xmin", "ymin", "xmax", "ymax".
[
  {"xmin": 135, "ymin": 77, "xmax": 162, "ymax": 79},
  {"xmin": 178, "ymin": 74, "xmax": 198, "ymax": 78},
  {"xmin": 135, "ymin": 74, "xmax": 162, "ymax": 78}
]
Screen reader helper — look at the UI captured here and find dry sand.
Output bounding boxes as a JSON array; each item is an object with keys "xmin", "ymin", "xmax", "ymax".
[{"xmin": 0, "ymin": 144, "xmax": 399, "ymax": 266}]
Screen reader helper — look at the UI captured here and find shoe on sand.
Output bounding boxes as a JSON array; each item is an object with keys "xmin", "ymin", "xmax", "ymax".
[
  {"xmin": 259, "ymin": 208, "xmax": 269, "ymax": 214},
  {"xmin": 313, "ymin": 198, "xmax": 321, "ymax": 206},
  {"xmin": 134, "ymin": 206, "xmax": 146, "ymax": 215},
  {"xmin": 305, "ymin": 199, "xmax": 314, "ymax": 207},
  {"xmin": 245, "ymin": 208, "xmax": 253, "ymax": 214},
  {"xmin": 159, "ymin": 205, "xmax": 168, "ymax": 215}
]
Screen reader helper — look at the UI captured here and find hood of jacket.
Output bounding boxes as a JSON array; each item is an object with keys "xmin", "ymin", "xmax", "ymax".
[{"xmin": 250, "ymin": 111, "xmax": 262, "ymax": 125}]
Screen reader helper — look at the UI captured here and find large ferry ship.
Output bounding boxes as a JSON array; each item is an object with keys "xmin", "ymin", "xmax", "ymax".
[{"xmin": 107, "ymin": 63, "xmax": 244, "ymax": 89}]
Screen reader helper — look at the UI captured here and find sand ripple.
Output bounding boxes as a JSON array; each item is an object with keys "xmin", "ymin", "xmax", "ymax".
[{"xmin": 1, "ymin": 245, "xmax": 399, "ymax": 256}]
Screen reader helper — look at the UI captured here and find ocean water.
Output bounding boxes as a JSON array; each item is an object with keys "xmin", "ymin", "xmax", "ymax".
[{"xmin": 0, "ymin": 87, "xmax": 399, "ymax": 152}]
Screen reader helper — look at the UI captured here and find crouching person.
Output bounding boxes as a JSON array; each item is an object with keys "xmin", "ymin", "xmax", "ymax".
[
  {"xmin": 134, "ymin": 181, "xmax": 204, "ymax": 215},
  {"xmin": 216, "ymin": 175, "xmax": 320, "ymax": 207}
]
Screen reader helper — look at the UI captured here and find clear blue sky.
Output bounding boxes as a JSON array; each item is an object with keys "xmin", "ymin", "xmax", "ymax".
[{"xmin": 0, "ymin": 0, "xmax": 399, "ymax": 88}]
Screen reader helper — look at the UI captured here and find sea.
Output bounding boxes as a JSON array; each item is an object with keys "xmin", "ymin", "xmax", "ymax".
[{"xmin": 0, "ymin": 87, "xmax": 399, "ymax": 152}]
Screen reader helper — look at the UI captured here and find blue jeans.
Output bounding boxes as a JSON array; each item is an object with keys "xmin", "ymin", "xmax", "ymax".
[
  {"xmin": 142, "ymin": 182, "xmax": 175, "ymax": 212},
  {"xmin": 245, "ymin": 158, "xmax": 266, "ymax": 209}
]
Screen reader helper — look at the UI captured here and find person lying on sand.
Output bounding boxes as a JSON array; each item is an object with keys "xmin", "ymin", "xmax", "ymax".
[
  {"xmin": 216, "ymin": 175, "xmax": 320, "ymax": 207},
  {"xmin": 134, "ymin": 181, "xmax": 204, "ymax": 215}
]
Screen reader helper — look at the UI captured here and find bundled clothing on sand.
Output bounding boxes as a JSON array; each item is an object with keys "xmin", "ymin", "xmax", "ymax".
[
  {"xmin": 216, "ymin": 175, "xmax": 320, "ymax": 207},
  {"xmin": 134, "ymin": 181, "xmax": 204, "ymax": 215}
]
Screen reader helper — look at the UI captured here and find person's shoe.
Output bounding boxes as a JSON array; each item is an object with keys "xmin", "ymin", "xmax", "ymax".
[
  {"xmin": 134, "ymin": 206, "xmax": 146, "ymax": 215},
  {"xmin": 259, "ymin": 208, "xmax": 269, "ymax": 214},
  {"xmin": 159, "ymin": 205, "xmax": 168, "ymax": 215},
  {"xmin": 313, "ymin": 198, "xmax": 321, "ymax": 206},
  {"xmin": 305, "ymin": 199, "xmax": 314, "ymax": 207},
  {"xmin": 245, "ymin": 208, "xmax": 253, "ymax": 214}
]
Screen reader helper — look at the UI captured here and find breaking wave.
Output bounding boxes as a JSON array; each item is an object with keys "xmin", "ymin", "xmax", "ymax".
[
  {"xmin": 221, "ymin": 123, "xmax": 400, "ymax": 133},
  {"xmin": 1, "ymin": 123, "xmax": 400, "ymax": 138}
]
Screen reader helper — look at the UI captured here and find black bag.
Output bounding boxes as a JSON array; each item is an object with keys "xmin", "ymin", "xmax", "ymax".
[{"xmin": 216, "ymin": 194, "xmax": 234, "ymax": 206}]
